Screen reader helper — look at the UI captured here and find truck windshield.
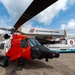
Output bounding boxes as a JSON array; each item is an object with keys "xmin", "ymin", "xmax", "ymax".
[{"xmin": 28, "ymin": 38, "xmax": 41, "ymax": 47}]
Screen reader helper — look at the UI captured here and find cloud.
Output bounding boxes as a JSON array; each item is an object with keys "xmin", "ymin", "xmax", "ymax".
[
  {"xmin": 22, "ymin": 21, "xmax": 43, "ymax": 29},
  {"xmin": 34, "ymin": 0, "xmax": 68, "ymax": 25},
  {"xmin": 0, "ymin": 0, "xmax": 75, "ymax": 27},
  {"xmin": 0, "ymin": 16, "xmax": 13, "ymax": 33},
  {"xmin": 61, "ymin": 24, "xmax": 66, "ymax": 30},
  {"xmin": 61, "ymin": 19, "xmax": 75, "ymax": 35},
  {"xmin": 0, "ymin": 0, "xmax": 33, "ymax": 22},
  {"xmin": 30, "ymin": 0, "xmax": 75, "ymax": 25},
  {"xmin": 0, "ymin": 0, "xmax": 69, "ymax": 24},
  {"xmin": 0, "ymin": 16, "xmax": 12, "ymax": 28},
  {"xmin": 69, "ymin": 0, "xmax": 75, "ymax": 5},
  {"xmin": 61, "ymin": 19, "xmax": 75, "ymax": 30},
  {"xmin": 67, "ymin": 20, "xmax": 75, "ymax": 30},
  {"xmin": 22, "ymin": 22, "xmax": 33, "ymax": 28}
]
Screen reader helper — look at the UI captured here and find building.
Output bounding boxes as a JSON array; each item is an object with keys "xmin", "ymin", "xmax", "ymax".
[
  {"xmin": 20, "ymin": 27, "xmax": 66, "ymax": 39},
  {"xmin": 0, "ymin": 28, "xmax": 66, "ymax": 41}
]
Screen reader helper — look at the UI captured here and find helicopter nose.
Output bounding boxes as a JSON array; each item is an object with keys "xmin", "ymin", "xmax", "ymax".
[
  {"xmin": 31, "ymin": 45, "xmax": 60, "ymax": 61},
  {"xmin": 46, "ymin": 51, "xmax": 60, "ymax": 58},
  {"xmin": 52, "ymin": 51, "xmax": 60, "ymax": 58},
  {"xmin": 41, "ymin": 50, "xmax": 60, "ymax": 62},
  {"xmin": 38, "ymin": 45, "xmax": 60, "ymax": 61}
]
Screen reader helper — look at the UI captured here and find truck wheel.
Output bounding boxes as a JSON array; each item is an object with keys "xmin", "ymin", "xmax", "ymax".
[{"xmin": 2, "ymin": 57, "xmax": 8, "ymax": 68}]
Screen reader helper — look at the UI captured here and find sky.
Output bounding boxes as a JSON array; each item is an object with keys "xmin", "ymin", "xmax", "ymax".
[{"xmin": 0, "ymin": 0, "xmax": 75, "ymax": 36}]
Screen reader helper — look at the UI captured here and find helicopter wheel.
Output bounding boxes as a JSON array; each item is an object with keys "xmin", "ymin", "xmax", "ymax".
[
  {"xmin": 1, "ymin": 57, "xmax": 8, "ymax": 68},
  {"xmin": 17, "ymin": 58, "xmax": 24, "ymax": 66}
]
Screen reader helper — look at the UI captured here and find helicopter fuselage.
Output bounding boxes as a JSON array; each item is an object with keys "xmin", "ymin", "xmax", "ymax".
[
  {"xmin": 0, "ymin": 34, "xmax": 59, "ymax": 61},
  {"xmin": 5, "ymin": 34, "xmax": 31, "ymax": 60}
]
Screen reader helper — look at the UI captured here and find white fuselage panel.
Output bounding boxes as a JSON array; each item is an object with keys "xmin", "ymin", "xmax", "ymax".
[{"xmin": 0, "ymin": 39, "xmax": 11, "ymax": 56}]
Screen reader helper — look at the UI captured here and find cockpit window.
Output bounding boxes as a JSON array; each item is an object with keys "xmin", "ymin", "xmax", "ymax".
[
  {"xmin": 27, "ymin": 38, "xmax": 41, "ymax": 47},
  {"xmin": 0, "ymin": 43, "xmax": 5, "ymax": 49},
  {"xmin": 20, "ymin": 39, "xmax": 28, "ymax": 48}
]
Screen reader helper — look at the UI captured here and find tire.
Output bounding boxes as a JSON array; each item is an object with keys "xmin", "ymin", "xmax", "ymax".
[
  {"xmin": 2, "ymin": 57, "xmax": 8, "ymax": 68},
  {"xmin": 18, "ymin": 58, "xmax": 24, "ymax": 66}
]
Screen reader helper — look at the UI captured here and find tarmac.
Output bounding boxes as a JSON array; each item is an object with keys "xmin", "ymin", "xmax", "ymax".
[{"xmin": 0, "ymin": 53, "xmax": 75, "ymax": 75}]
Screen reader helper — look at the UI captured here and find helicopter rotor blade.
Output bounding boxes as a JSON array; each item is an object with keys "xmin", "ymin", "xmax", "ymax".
[
  {"xmin": 0, "ymin": 27, "xmax": 25, "ymax": 34},
  {"xmin": 0, "ymin": 28, "xmax": 11, "ymax": 31},
  {"xmin": 0, "ymin": 28, "xmax": 16, "ymax": 33},
  {"xmin": 14, "ymin": 0, "xmax": 58, "ymax": 30}
]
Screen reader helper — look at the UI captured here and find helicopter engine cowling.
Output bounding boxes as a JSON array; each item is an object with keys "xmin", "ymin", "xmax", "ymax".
[{"xmin": 1, "ymin": 34, "xmax": 11, "ymax": 40}]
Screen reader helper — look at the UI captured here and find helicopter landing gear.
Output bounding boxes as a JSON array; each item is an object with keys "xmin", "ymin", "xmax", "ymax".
[
  {"xmin": 1, "ymin": 57, "xmax": 8, "ymax": 68},
  {"xmin": 17, "ymin": 58, "xmax": 24, "ymax": 66}
]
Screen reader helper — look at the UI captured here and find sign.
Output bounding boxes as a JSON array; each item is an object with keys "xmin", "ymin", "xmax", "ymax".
[{"xmin": 21, "ymin": 28, "xmax": 64, "ymax": 36}]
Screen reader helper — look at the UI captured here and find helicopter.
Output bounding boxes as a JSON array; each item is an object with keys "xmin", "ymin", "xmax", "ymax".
[{"xmin": 0, "ymin": 0, "xmax": 59, "ymax": 68}]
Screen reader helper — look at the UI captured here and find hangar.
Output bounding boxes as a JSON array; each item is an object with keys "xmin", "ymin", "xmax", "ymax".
[{"xmin": 19, "ymin": 27, "xmax": 66, "ymax": 39}]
